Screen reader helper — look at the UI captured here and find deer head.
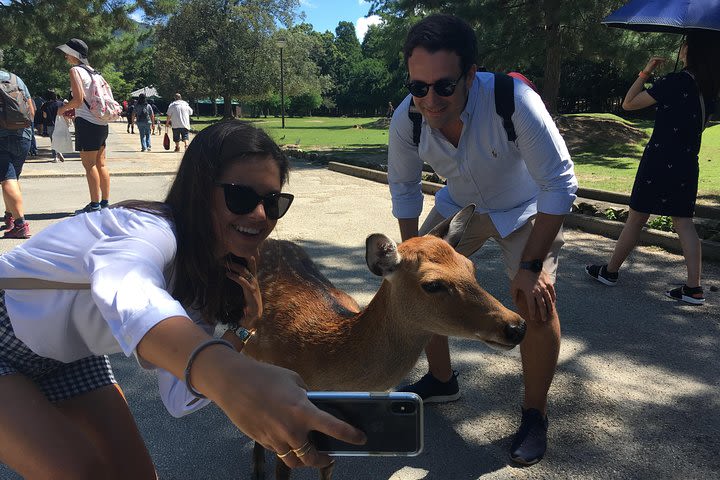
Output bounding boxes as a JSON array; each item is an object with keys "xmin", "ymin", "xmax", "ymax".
[{"xmin": 366, "ymin": 205, "xmax": 526, "ymax": 349}]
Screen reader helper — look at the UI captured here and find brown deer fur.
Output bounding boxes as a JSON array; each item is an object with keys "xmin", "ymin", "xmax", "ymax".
[{"xmin": 244, "ymin": 206, "xmax": 526, "ymax": 479}]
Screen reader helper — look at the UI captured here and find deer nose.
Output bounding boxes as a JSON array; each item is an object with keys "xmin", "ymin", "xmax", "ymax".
[{"xmin": 504, "ymin": 321, "xmax": 526, "ymax": 344}]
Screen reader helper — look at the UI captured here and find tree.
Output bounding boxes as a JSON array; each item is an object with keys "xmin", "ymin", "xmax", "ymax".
[
  {"xmin": 0, "ymin": 1, "xmax": 167, "ymax": 101},
  {"xmin": 154, "ymin": 0, "xmax": 299, "ymax": 118},
  {"xmin": 369, "ymin": 0, "xmax": 679, "ymax": 114}
]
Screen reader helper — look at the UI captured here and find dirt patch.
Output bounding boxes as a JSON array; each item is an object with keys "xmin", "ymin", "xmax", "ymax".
[
  {"xmin": 362, "ymin": 117, "xmax": 392, "ymax": 129},
  {"xmin": 555, "ymin": 116, "xmax": 648, "ymax": 153}
]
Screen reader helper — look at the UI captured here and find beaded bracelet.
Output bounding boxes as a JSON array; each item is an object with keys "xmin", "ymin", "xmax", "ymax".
[
  {"xmin": 184, "ymin": 339, "xmax": 235, "ymax": 398},
  {"xmin": 638, "ymin": 70, "xmax": 650, "ymax": 80}
]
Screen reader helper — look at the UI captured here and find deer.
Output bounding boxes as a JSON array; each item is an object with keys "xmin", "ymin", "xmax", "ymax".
[{"xmin": 244, "ymin": 205, "xmax": 527, "ymax": 480}]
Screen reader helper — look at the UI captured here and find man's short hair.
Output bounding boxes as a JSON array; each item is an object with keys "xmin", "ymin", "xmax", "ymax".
[
  {"xmin": 403, "ymin": 14, "xmax": 478, "ymax": 74},
  {"xmin": 174, "ymin": 93, "xmax": 182, "ymax": 100}
]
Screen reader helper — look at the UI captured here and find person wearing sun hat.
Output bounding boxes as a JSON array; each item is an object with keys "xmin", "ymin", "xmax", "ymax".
[{"xmin": 55, "ymin": 38, "xmax": 112, "ymax": 215}]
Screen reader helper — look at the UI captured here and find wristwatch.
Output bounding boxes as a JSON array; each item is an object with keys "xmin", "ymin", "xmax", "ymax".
[
  {"xmin": 215, "ymin": 323, "xmax": 257, "ymax": 350},
  {"xmin": 519, "ymin": 259, "xmax": 544, "ymax": 273}
]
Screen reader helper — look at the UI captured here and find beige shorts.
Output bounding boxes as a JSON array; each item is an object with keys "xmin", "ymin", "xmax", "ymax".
[{"xmin": 419, "ymin": 207, "xmax": 565, "ymax": 282}]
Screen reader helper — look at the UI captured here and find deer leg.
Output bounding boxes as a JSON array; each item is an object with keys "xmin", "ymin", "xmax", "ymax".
[
  {"xmin": 319, "ymin": 460, "xmax": 336, "ymax": 480},
  {"xmin": 252, "ymin": 441, "xmax": 266, "ymax": 480},
  {"xmin": 274, "ymin": 459, "xmax": 293, "ymax": 480}
]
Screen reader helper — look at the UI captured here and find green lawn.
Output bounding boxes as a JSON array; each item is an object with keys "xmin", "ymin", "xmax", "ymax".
[{"xmin": 190, "ymin": 114, "xmax": 720, "ymax": 208}]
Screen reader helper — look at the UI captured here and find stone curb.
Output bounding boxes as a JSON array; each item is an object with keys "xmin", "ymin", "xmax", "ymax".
[{"xmin": 327, "ymin": 161, "xmax": 720, "ymax": 262}]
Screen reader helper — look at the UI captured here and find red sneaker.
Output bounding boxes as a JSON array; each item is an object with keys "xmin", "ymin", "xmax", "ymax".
[
  {"xmin": 3, "ymin": 222, "xmax": 30, "ymax": 239},
  {"xmin": 2, "ymin": 213, "xmax": 13, "ymax": 231}
]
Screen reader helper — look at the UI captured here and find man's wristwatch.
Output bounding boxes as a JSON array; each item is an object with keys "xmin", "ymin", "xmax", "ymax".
[
  {"xmin": 215, "ymin": 323, "xmax": 257, "ymax": 350},
  {"xmin": 519, "ymin": 259, "xmax": 544, "ymax": 273}
]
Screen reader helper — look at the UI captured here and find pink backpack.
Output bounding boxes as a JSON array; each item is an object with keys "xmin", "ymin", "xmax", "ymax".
[{"xmin": 76, "ymin": 65, "xmax": 122, "ymax": 122}]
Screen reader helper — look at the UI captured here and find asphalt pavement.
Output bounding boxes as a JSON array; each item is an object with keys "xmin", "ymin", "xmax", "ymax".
[{"xmin": 1, "ymin": 122, "xmax": 718, "ymax": 479}]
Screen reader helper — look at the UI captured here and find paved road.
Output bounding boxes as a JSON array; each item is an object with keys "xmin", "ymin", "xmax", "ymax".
[{"xmin": 1, "ymin": 123, "xmax": 718, "ymax": 479}]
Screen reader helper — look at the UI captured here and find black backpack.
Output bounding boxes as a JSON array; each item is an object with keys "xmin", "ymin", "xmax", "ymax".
[
  {"xmin": 135, "ymin": 104, "xmax": 150, "ymax": 123},
  {"xmin": 408, "ymin": 72, "xmax": 527, "ymax": 145}
]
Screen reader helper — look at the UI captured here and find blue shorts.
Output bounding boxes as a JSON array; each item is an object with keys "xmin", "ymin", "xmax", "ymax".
[
  {"xmin": 0, "ymin": 291, "xmax": 116, "ymax": 403},
  {"xmin": 0, "ymin": 135, "xmax": 31, "ymax": 181},
  {"xmin": 172, "ymin": 127, "xmax": 189, "ymax": 142}
]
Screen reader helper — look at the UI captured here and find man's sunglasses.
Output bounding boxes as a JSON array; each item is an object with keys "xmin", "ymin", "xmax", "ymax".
[
  {"xmin": 405, "ymin": 73, "xmax": 466, "ymax": 98},
  {"xmin": 216, "ymin": 183, "xmax": 294, "ymax": 220}
]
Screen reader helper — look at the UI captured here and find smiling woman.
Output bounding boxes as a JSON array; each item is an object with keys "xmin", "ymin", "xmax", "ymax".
[{"xmin": 0, "ymin": 120, "xmax": 366, "ymax": 479}]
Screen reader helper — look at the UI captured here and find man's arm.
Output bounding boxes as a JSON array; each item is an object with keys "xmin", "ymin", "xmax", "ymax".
[{"xmin": 398, "ymin": 218, "xmax": 419, "ymax": 242}]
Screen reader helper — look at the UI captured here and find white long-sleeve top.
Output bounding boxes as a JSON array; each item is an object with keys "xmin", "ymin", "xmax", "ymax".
[
  {"xmin": 388, "ymin": 72, "xmax": 578, "ymax": 238},
  {"xmin": 0, "ymin": 207, "xmax": 212, "ymax": 417}
]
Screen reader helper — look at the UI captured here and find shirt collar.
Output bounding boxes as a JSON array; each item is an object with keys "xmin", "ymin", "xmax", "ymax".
[{"xmin": 461, "ymin": 73, "xmax": 480, "ymax": 122}]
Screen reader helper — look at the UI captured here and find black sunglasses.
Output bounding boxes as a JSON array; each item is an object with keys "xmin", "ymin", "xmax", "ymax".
[
  {"xmin": 216, "ymin": 183, "xmax": 294, "ymax": 220},
  {"xmin": 405, "ymin": 73, "xmax": 466, "ymax": 98}
]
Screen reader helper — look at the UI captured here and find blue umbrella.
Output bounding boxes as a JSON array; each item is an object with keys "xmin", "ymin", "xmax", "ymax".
[{"xmin": 602, "ymin": 0, "xmax": 720, "ymax": 33}]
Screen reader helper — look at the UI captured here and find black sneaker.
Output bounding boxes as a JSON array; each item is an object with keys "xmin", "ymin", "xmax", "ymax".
[
  {"xmin": 74, "ymin": 202, "xmax": 101, "ymax": 215},
  {"xmin": 510, "ymin": 408, "xmax": 548, "ymax": 466},
  {"xmin": 397, "ymin": 371, "xmax": 460, "ymax": 404},
  {"xmin": 585, "ymin": 264, "xmax": 618, "ymax": 286},
  {"xmin": 665, "ymin": 285, "xmax": 705, "ymax": 305},
  {"xmin": 100, "ymin": 200, "xmax": 109, "ymax": 209}
]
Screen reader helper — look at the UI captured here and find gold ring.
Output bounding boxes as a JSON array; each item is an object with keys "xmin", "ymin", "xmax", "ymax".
[
  {"xmin": 292, "ymin": 440, "xmax": 312, "ymax": 457},
  {"xmin": 276, "ymin": 449, "xmax": 293, "ymax": 459}
]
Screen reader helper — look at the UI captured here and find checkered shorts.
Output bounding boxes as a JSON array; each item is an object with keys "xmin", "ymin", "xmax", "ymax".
[{"xmin": 0, "ymin": 291, "xmax": 116, "ymax": 403}]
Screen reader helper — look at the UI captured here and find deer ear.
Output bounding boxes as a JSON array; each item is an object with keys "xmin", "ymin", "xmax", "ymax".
[
  {"xmin": 425, "ymin": 204, "xmax": 476, "ymax": 249},
  {"xmin": 365, "ymin": 234, "xmax": 401, "ymax": 277}
]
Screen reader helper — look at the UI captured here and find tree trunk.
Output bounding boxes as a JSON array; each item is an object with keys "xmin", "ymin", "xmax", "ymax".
[
  {"xmin": 542, "ymin": 0, "xmax": 562, "ymax": 114},
  {"xmin": 223, "ymin": 94, "xmax": 233, "ymax": 118},
  {"xmin": 212, "ymin": 98, "xmax": 218, "ymax": 117}
]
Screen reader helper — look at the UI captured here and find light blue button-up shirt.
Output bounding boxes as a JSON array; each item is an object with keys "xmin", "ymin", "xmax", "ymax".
[{"xmin": 388, "ymin": 72, "xmax": 578, "ymax": 238}]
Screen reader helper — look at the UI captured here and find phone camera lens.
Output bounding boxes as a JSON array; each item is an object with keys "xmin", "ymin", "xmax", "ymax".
[{"xmin": 391, "ymin": 401, "xmax": 416, "ymax": 414}]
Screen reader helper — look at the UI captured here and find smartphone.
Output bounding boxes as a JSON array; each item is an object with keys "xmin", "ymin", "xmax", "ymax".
[{"xmin": 307, "ymin": 391, "xmax": 423, "ymax": 456}]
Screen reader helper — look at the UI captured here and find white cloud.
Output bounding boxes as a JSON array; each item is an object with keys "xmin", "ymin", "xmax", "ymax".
[
  {"xmin": 358, "ymin": 0, "xmax": 369, "ymax": 5},
  {"xmin": 356, "ymin": 15, "xmax": 382, "ymax": 41},
  {"xmin": 300, "ymin": 0, "xmax": 316, "ymax": 7}
]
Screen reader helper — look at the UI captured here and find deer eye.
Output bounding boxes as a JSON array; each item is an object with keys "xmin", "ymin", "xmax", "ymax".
[{"xmin": 421, "ymin": 281, "xmax": 448, "ymax": 293}]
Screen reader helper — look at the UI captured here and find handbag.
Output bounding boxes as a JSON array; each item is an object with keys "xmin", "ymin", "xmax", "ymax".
[
  {"xmin": 163, "ymin": 131, "xmax": 170, "ymax": 150},
  {"xmin": 51, "ymin": 118, "xmax": 74, "ymax": 153}
]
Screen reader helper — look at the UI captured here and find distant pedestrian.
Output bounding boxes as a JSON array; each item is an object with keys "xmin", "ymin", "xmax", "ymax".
[
  {"xmin": 126, "ymin": 100, "xmax": 135, "ymax": 134},
  {"xmin": 166, "ymin": 93, "xmax": 193, "ymax": 152},
  {"xmin": 386, "ymin": 101, "xmax": 395, "ymax": 117},
  {"xmin": 586, "ymin": 32, "xmax": 720, "ymax": 305},
  {"xmin": 40, "ymin": 90, "xmax": 65, "ymax": 163},
  {"xmin": 148, "ymin": 99, "xmax": 161, "ymax": 135},
  {"xmin": 0, "ymin": 67, "xmax": 34, "ymax": 239},
  {"xmin": 132, "ymin": 93, "xmax": 154, "ymax": 152},
  {"xmin": 55, "ymin": 38, "xmax": 111, "ymax": 215}
]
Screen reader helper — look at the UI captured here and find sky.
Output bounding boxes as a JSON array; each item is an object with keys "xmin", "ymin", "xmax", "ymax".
[
  {"xmin": 298, "ymin": 0, "xmax": 382, "ymax": 40},
  {"xmin": 128, "ymin": 1, "xmax": 382, "ymax": 41}
]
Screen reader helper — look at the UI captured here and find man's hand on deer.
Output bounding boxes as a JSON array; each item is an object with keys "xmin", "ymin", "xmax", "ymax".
[{"xmin": 511, "ymin": 270, "xmax": 556, "ymax": 323}]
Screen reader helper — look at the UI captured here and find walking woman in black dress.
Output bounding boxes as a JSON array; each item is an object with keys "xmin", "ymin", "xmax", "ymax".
[{"xmin": 586, "ymin": 31, "xmax": 719, "ymax": 305}]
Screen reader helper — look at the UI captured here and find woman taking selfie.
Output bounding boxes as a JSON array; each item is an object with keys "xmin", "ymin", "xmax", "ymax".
[
  {"xmin": 0, "ymin": 120, "xmax": 364, "ymax": 479},
  {"xmin": 586, "ymin": 31, "xmax": 719, "ymax": 305}
]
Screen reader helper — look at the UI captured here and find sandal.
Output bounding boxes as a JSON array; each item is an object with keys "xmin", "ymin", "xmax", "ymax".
[{"xmin": 665, "ymin": 285, "xmax": 705, "ymax": 305}]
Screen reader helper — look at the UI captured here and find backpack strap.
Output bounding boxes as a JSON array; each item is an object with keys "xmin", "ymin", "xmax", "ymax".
[
  {"xmin": 494, "ymin": 73, "xmax": 517, "ymax": 142},
  {"xmin": 0, "ymin": 278, "xmax": 90, "ymax": 290},
  {"xmin": 408, "ymin": 98, "xmax": 423, "ymax": 146},
  {"xmin": 74, "ymin": 65, "xmax": 97, "ymax": 111}
]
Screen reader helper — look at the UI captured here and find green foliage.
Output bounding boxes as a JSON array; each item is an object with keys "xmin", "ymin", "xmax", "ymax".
[
  {"xmin": 289, "ymin": 92, "xmax": 322, "ymax": 116},
  {"xmin": 153, "ymin": 0, "xmax": 299, "ymax": 117},
  {"xmin": 647, "ymin": 216, "xmax": 674, "ymax": 232}
]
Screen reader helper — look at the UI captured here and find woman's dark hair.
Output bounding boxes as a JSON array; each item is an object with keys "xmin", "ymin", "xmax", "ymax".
[
  {"xmin": 403, "ymin": 14, "xmax": 478, "ymax": 74},
  {"xmin": 685, "ymin": 31, "xmax": 720, "ymax": 99},
  {"xmin": 45, "ymin": 90, "xmax": 58, "ymax": 101},
  {"xmin": 137, "ymin": 93, "xmax": 147, "ymax": 104},
  {"xmin": 115, "ymin": 120, "xmax": 289, "ymax": 325},
  {"xmin": 168, "ymin": 120, "xmax": 288, "ymax": 324}
]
